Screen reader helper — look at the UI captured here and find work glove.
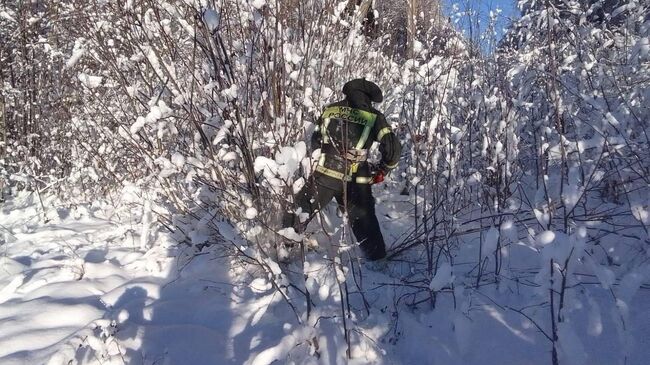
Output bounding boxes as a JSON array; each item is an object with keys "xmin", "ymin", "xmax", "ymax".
[
  {"xmin": 373, "ymin": 169, "xmax": 385, "ymax": 184},
  {"xmin": 370, "ymin": 164, "xmax": 387, "ymax": 184}
]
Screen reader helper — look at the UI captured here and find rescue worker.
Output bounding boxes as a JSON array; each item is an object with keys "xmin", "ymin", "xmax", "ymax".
[{"xmin": 282, "ymin": 79, "xmax": 401, "ymax": 261}]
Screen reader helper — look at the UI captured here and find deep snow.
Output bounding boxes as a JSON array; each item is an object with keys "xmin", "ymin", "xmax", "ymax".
[{"xmin": 1, "ymin": 190, "xmax": 649, "ymax": 365}]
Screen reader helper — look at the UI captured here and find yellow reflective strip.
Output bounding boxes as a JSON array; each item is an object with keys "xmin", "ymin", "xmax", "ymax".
[
  {"xmin": 377, "ymin": 127, "xmax": 391, "ymax": 141},
  {"xmin": 386, "ymin": 161, "xmax": 399, "ymax": 169},
  {"xmin": 318, "ymin": 153, "xmax": 326, "ymax": 166},
  {"xmin": 322, "ymin": 106, "xmax": 377, "ymax": 125},
  {"xmin": 316, "ymin": 165, "xmax": 352, "ymax": 182},
  {"xmin": 356, "ymin": 122, "xmax": 375, "ymax": 149},
  {"xmin": 321, "ymin": 106, "xmax": 377, "ymax": 149},
  {"xmin": 315, "ymin": 165, "xmax": 372, "ymax": 184},
  {"xmin": 355, "ymin": 176, "xmax": 373, "ymax": 184},
  {"xmin": 350, "ymin": 162, "xmax": 359, "ymax": 174}
]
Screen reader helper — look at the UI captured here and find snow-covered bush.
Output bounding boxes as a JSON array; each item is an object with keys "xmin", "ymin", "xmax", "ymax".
[
  {"xmin": 2, "ymin": 0, "xmax": 650, "ymax": 363},
  {"xmin": 496, "ymin": 1, "xmax": 650, "ymax": 362}
]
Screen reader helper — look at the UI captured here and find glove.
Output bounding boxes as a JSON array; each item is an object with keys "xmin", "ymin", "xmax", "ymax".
[{"xmin": 372, "ymin": 168, "xmax": 386, "ymax": 184}]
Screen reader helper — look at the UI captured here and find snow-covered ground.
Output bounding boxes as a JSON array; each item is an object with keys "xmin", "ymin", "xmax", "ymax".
[{"xmin": 1, "ymin": 191, "xmax": 649, "ymax": 365}]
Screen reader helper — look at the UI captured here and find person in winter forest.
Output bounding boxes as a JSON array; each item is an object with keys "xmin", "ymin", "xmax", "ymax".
[{"xmin": 282, "ymin": 79, "xmax": 401, "ymax": 262}]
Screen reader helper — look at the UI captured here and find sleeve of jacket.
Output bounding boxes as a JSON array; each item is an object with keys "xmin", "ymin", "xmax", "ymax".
[{"xmin": 374, "ymin": 114, "xmax": 401, "ymax": 171}]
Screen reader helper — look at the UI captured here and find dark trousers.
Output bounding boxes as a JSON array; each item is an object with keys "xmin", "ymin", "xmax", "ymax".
[{"xmin": 282, "ymin": 176, "xmax": 387, "ymax": 260}]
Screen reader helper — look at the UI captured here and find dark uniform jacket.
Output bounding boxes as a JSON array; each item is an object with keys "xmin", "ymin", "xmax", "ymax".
[{"xmin": 310, "ymin": 81, "xmax": 401, "ymax": 190}]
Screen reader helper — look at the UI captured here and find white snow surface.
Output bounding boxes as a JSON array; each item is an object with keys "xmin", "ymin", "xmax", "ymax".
[
  {"xmin": 251, "ymin": 0, "xmax": 266, "ymax": 10},
  {"xmin": 203, "ymin": 9, "xmax": 220, "ymax": 32},
  {"xmin": 65, "ymin": 38, "xmax": 86, "ymax": 69},
  {"xmin": 77, "ymin": 73, "xmax": 102, "ymax": 88},
  {"xmin": 1, "ymin": 191, "xmax": 650, "ymax": 365},
  {"xmin": 429, "ymin": 262, "xmax": 453, "ymax": 291}
]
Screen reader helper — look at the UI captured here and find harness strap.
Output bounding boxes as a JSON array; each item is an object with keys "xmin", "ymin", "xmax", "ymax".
[{"xmin": 377, "ymin": 127, "xmax": 391, "ymax": 141}]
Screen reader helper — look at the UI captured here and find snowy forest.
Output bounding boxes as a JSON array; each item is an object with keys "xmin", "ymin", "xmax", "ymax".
[{"xmin": 1, "ymin": 0, "xmax": 649, "ymax": 364}]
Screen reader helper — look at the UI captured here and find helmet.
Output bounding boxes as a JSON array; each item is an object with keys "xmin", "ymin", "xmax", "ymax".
[{"xmin": 342, "ymin": 79, "xmax": 383, "ymax": 103}]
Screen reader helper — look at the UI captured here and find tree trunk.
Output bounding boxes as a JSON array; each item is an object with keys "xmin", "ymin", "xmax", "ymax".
[{"xmin": 407, "ymin": 0, "xmax": 418, "ymax": 58}]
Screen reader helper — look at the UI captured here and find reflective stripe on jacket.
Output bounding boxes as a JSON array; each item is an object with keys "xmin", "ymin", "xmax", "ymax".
[{"xmin": 311, "ymin": 100, "xmax": 401, "ymax": 186}]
